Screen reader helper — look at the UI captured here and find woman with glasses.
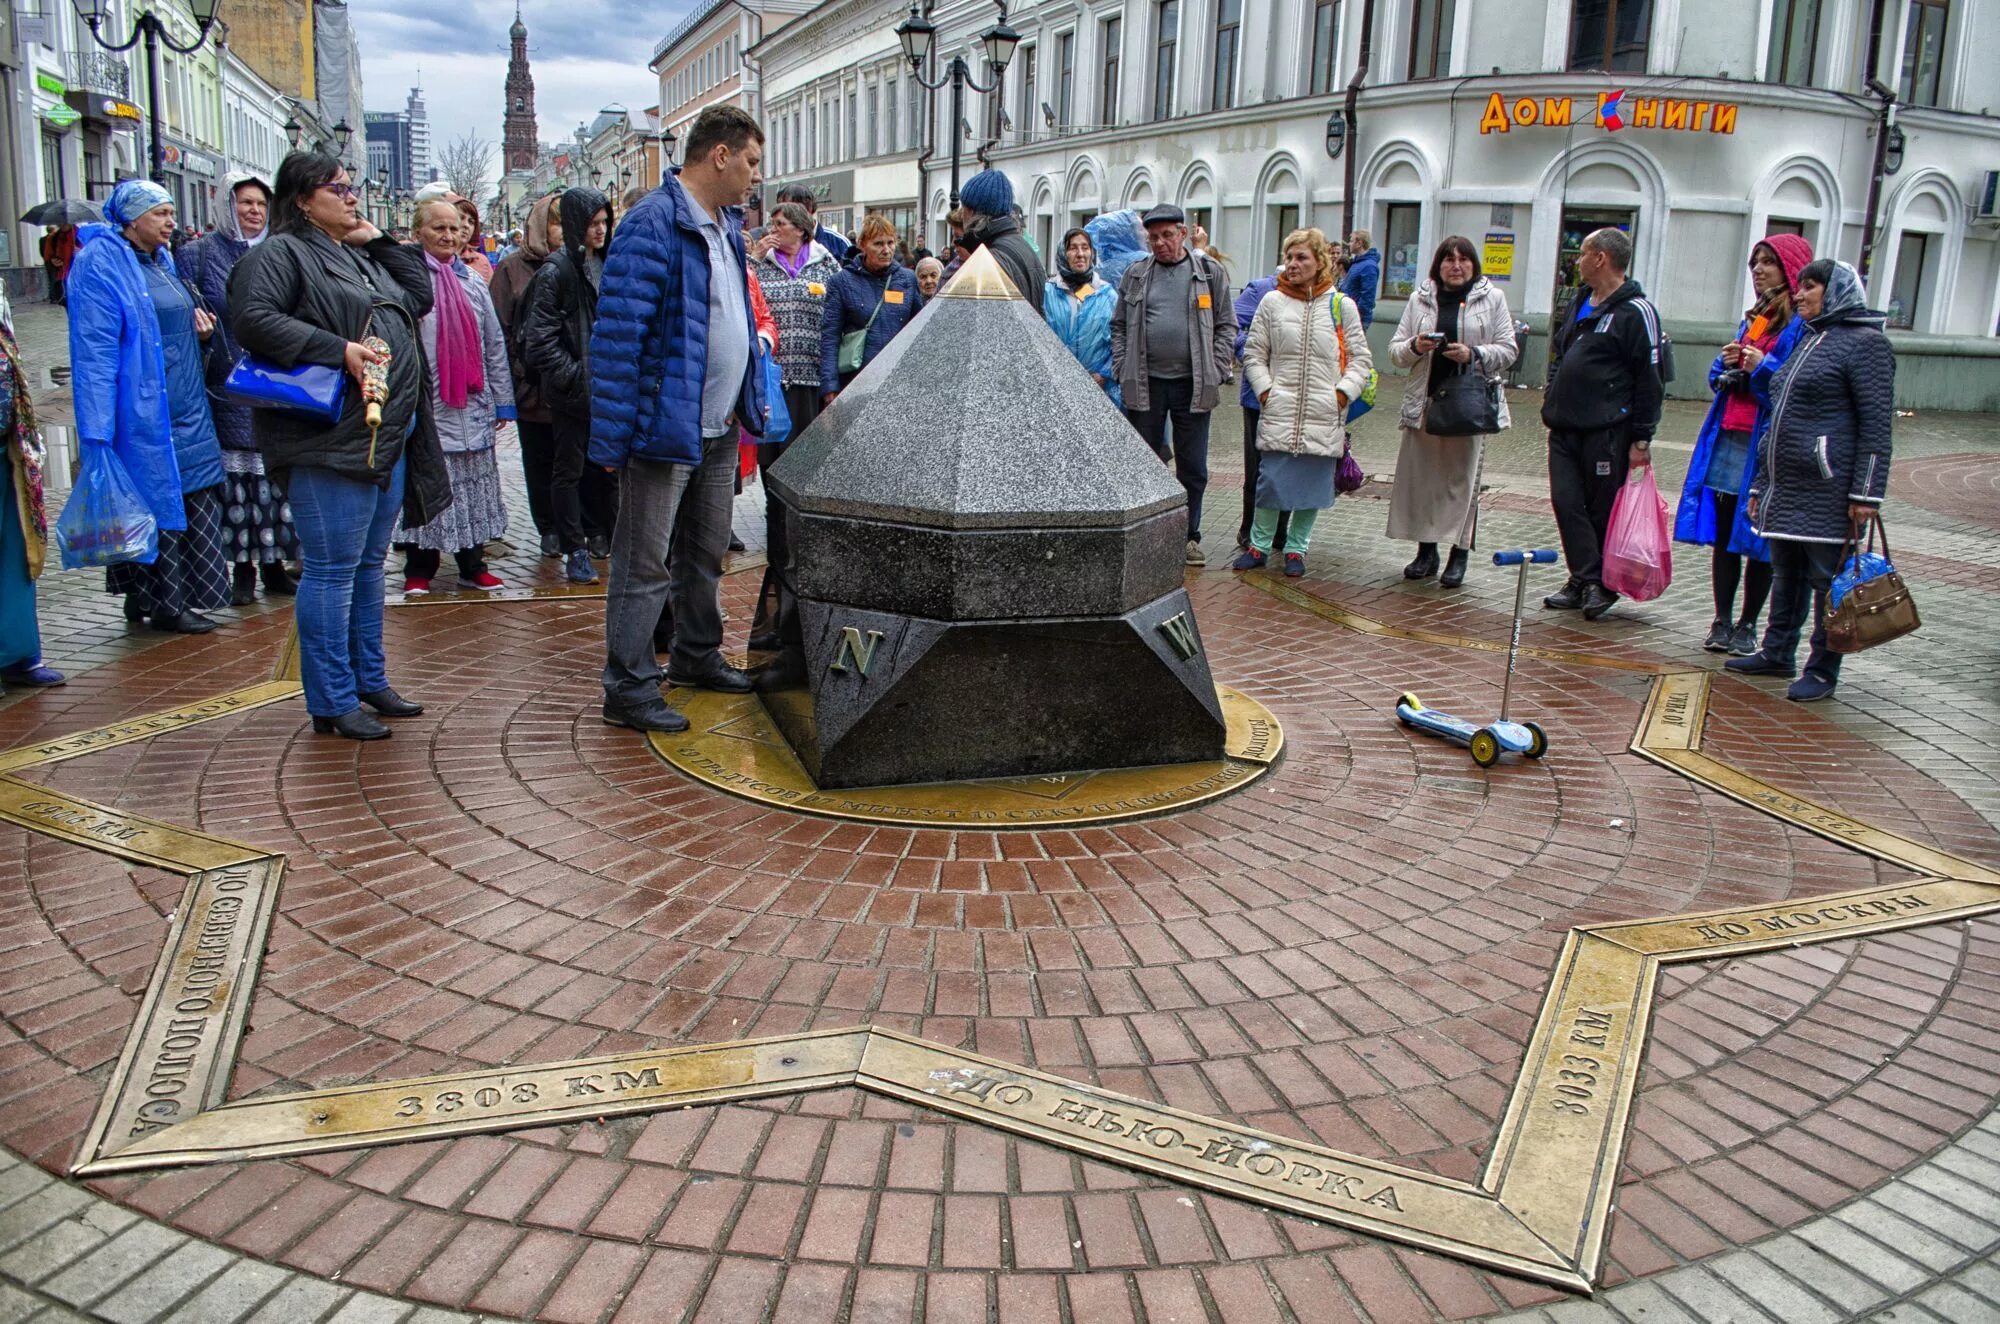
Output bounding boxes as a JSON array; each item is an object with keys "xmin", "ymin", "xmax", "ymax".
[{"xmin": 229, "ymin": 152, "xmax": 454, "ymax": 740}]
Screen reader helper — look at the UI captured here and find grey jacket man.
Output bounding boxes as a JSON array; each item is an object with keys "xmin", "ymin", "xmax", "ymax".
[{"xmin": 1109, "ymin": 250, "xmax": 1235, "ymax": 413}]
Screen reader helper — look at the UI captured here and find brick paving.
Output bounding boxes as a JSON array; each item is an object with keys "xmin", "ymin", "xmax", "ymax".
[{"xmin": 0, "ymin": 300, "xmax": 1997, "ymax": 1321}]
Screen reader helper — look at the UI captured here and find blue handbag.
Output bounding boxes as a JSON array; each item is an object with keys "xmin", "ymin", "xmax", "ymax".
[
  {"xmin": 222, "ymin": 353, "xmax": 348, "ymax": 423},
  {"xmin": 760, "ymin": 350, "xmax": 791, "ymax": 446}
]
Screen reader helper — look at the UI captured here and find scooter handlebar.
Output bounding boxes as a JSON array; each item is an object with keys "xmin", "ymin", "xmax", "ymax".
[{"xmin": 1491, "ymin": 549, "xmax": 1559, "ymax": 566}]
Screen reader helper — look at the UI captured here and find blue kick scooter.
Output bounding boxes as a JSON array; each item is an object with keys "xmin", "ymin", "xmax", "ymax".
[{"xmin": 1396, "ymin": 549, "xmax": 1556, "ymax": 768}]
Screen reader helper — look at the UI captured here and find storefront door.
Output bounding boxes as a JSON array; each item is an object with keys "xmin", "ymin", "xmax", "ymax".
[{"xmin": 1554, "ymin": 206, "xmax": 1633, "ymax": 321}]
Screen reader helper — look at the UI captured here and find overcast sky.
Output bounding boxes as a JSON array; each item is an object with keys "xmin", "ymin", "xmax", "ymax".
[{"xmin": 350, "ymin": 0, "xmax": 674, "ymax": 173}]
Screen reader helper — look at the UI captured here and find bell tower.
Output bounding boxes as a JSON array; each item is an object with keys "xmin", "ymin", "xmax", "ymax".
[{"xmin": 503, "ymin": 4, "xmax": 539, "ymax": 172}]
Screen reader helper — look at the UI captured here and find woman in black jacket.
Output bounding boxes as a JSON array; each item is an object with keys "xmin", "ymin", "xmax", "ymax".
[
  {"xmin": 522, "ymin": 186, "xmax": 610, "ymax": 585},
  {"xmin": 1728, "ymin": 259, "xmax": 1893, "ymax": 703},
  {"xmin": 228, "ymin": 151, "xmax": 453, "ymax": 740}
]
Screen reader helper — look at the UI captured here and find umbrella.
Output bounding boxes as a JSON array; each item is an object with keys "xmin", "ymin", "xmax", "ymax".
[{"xmin": 20, "ymin": 199, "xmax": 102, "ymax": 226}]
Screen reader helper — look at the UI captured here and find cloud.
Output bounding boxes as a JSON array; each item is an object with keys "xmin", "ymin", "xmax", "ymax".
[{"xmin": 350, "ymin": 0, "xmax": 678, "ymax": 178}]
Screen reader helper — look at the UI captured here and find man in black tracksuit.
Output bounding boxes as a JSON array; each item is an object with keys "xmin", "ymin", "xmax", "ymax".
[{"xmin": 1541, "ymin": 228, "xmax": 1664, "ymax": 619}]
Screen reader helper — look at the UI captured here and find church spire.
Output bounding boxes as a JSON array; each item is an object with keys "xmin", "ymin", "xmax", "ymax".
[{"xmin": 503, "ymin": 3, "xmax": 538, "ymax": 171}]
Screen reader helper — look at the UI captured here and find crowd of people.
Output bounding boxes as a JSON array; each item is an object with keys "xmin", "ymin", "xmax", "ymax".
[{"xmin": 0, "ymin": 102, "xmax": 1898, "ymax": 720}]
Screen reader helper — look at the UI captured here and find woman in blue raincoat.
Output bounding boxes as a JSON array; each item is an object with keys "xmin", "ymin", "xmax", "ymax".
[
  {"xmin": 67, "ymin": 179, "xmax": 229, "ymax": 633},
  {"xmin": 1674, "ymin": 233, "xmax": 1811, "ymax": 657},
  {"xmin": 1042, "ymin": 228, "xmax": 1121, "ymax": 408}
]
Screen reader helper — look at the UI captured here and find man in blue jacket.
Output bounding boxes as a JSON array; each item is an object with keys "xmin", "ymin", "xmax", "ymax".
[
  {"xmin": 1340, "ymin": 230, "xmax": 1380, "ymax": 329},
  {"xmin": 592, "ymin": 105, "xmax": 767, "ymax": 733}
]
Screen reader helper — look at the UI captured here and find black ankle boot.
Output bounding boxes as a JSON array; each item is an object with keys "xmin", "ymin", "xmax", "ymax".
[
  {"xmin": 357, "ymin": 688, "xmax": 424, "ymax": 717},
  {"xmin": 261, "ymin": 563, "xmax": 298, "ymax": 595},
  {"xmin": 311, "ymin": 709, "xmax": 391, "ymax": 740},
  {"xmin": 230, "ymin": 564, "xmax": 256, "ymax": 607},
  {"xmin": 1404, "ymin": 543, "xmax": 1440, "ymax": 580},
  {"xmin": 1439, "ymin": 546, "xmax": 1469, "ymax": 588}
]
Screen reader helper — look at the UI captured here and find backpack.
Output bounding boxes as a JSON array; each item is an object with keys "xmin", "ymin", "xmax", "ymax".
[
  {"xmin": 1634, "ymin": 295, "xmax": 1674, "ymax": 385},
  {"xmin": 1326, "ymin": 290, "xmax": 1380, "ymax": 420}
]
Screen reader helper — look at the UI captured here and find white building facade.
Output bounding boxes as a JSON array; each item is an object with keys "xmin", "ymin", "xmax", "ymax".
[
  {"xmin": 755, "ymin": 0, "xmax": 2000, "ymax": 394},
  {"xmin": 757, "ymin": 0, "xmax": 930, "ymax": 240},
  {"xmin": 219, "ymin": 46, "xmax": 289, "ymax": 186},
  {"xmin": 651, "ymin": 0, "xmax": 814, "ymax": 176}
]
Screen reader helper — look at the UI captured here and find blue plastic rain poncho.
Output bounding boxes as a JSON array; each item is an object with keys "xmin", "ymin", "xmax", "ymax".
[
  {"xmin": 1042, "ymin": 229, "xmax": 1122, "ymax": 408},
  {"xmin": 65, "ymin": 206, "xmax": 227, "ymax": 531},
  {"xmin": 1085, "ymin": 209, "xmax": 1147, "ymax": 291}
]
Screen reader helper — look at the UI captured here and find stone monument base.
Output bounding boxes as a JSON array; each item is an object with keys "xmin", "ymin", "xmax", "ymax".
[
  {"xmin": 647, "ymin": 682, "xmax": 1282, "ymax": 829},
  {"xmin": 762, "ymin": 588, "xmax": 1226, "ymax": 789}
]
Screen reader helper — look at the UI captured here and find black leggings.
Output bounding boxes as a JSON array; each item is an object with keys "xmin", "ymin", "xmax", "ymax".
[{"xmin": 1709, "ymin": 491, "xmax": 1773, "ymax": 624}]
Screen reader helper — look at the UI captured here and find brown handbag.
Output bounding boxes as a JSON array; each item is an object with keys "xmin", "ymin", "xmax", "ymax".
[{"xmin": 1826, "ymin": 514, "xmax": 1920, "ymax": 654}]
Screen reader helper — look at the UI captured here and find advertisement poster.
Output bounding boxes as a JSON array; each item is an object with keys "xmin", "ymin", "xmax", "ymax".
[{"xmin": 1483, "ymin": 231, "xmax": 1515, "ymax": 279}]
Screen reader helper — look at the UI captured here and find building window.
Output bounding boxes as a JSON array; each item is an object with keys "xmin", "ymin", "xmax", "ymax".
[
  {"xmin": 1270, "ymin": 203, "xmax": 1300, "ymax": 266},
  {"xmin": 1311, "ymin": 0, "xmax": 1340, "ymax": 95},
  {"xmin": 1406, "ymin": 0, "xmax": 1454, "ymax": 79},
  {"xmin": 1152, "ymin": 1, "xmax": 1177, "ymax": 121},
  {"xmin": 1569, "ymin": 0, "xmax": 1651, "ymax": 72},
  {"xmin": 1057, "ymin": 31, "xmax": 1075, "ymax": 127},
  {"xmin": 866, "ymin": 83, "xmax": 879, "ymax": 157},
  {"xmin": 1102, "ymin": 17, "xmax": 1123, "ymax": 124},
  {"xmin": 885, "ymin": 77, "xmax": 898, "ymax": 153},
  {"xmin": 908, "ymin": 76, "xmax": 923, "ymax": 150},
  {"xmin": 847, "ymin": 90, "xmax": 858, "ymax": 160},
  {"xmin": 1017, "ymin": 44, "xmax": 1037, "ymax": 138},
  {"xmin": 1899, "ymin": 0, "xmax": 1948, "ymax": 107},
  {"xmin": 1888, "ymin": 231, "xmax": 1929, "ymax": 329},
  {"xmin": 1382, "ymin": 202, "xmax": 1421, "ymax": 298},
  {"xmin": 1212, "ymin": 0, "xmax": 1240, "ymax": 110},
  {"xmin": 1766, "ymin": 0, "xmax": 1820, "ymax": 84}
]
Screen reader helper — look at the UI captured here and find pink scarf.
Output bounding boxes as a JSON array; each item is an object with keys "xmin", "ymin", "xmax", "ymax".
[{"xmin": 425, "ymin": 250, "xmax": 484, "ymax": 408}]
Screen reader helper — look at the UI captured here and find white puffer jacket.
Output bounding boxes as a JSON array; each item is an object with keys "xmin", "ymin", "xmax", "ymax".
[
  {"xmin": 1388, "ymin": 277, "xmax": 1517, "ymax": 433},
  {"xmin": 1242, "ymin": 287, "xmax": 1374, "ymax": 458}
]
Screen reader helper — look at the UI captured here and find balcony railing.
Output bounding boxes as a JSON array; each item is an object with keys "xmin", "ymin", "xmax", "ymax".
[{"xmin": 68, "ymin": 50, "xmax": 132, "ymax": 98}]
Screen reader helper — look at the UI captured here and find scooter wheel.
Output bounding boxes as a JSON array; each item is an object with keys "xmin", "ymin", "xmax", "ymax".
[
  {"xmin": 1469, "ymin": 727, "xmax": 1502, "ymax": 768},
  {"xmin": 1524, "ymin": 722, "xmax": 1549, "ymax": 759},
  {"xmin": 1396, "ymin": 692, "xmax": 1422, "ymax": 724}
]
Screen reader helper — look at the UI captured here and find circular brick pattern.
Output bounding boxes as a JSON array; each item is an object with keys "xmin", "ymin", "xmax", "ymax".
[{"xmin": 0, "ymin": 571, "xmax": 1995, "ymax": 1322}]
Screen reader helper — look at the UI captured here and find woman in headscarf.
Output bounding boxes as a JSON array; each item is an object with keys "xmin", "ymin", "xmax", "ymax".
[
  {"xmin": 391, "ymin": 199, "xmax": 514, "ymax": 593},
  {"xmin": 0, "ymin": 289, "xmax": 63, "ymax": 691},
  {"xmin": 1041, "ymin": 227, "xmax": 1121, "ymax": 407},
  {"xmin": 452, "ymin": 196, "xmax": 494, "ymax": 282},
  {"xmin": 489, "ymin": 192, "xmax": 563, "ymax": 557},
  {"xmin": 1238, "ymin": 227, "xmax": 1373, "ymax": 578},
  {"xmin": 1676, "ymin": 233, "xmax": 1812, "ymax": 656},
  {"xmin": 1729, "ymin": 259, "xmax": 1894, "ymax": 704},
  {"xmin": 68, "ymin": 179, "xmax": 230, "ymax": 633},
  {"xmin": 180, "ymin": 171, "xmax": 300, "ymax": 607},
  {"xmin": 229, "ymin": 150, "xmax": 453, "ymax": 740}
]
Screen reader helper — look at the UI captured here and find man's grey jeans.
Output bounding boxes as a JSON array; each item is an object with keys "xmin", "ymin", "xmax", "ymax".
[{"xmin": 601, "ymin": 430, "xmax": 734, "ymax": 708}]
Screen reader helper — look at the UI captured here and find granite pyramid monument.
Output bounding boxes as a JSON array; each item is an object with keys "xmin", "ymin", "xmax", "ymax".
[{"xmin": 762, "ymin": 247, "xmax": 1227, "ymax": 788}]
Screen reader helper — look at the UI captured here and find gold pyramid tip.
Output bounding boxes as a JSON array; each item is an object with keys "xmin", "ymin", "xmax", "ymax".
[{"xmin": 938, "ymin": 244, "xmax": 1022, "ymax": 301}]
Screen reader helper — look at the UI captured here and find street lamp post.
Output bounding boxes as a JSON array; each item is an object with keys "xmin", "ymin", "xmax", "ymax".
[
  {"xmin": 895, "ymin": 2, "xmax": 1019, "ymax": 213},
  {"xmin": 73, "ymin": 0, "xmax": 224, "ymax": 187}
]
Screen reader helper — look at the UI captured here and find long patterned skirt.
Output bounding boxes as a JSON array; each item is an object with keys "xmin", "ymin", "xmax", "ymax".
[
  {"xmin": 107, "ymin": 484, "xmax": 231, "ymax": 618},
  {"xmin": 220, "ymin": 448, "xmax": 299, "ymax": 565},
  {"xmin": 393, "ymin": 447, "xmax": 509, "ymax": 552}
]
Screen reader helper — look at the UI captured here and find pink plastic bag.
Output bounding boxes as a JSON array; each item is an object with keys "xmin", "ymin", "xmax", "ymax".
[{"xmin": 1601, "ymin": 466, "xmax": 1674, "ymax": 601}]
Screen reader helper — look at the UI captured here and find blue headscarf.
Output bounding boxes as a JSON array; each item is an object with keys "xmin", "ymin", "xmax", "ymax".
[{"xmin": 105, "ymin": 179, "xmax": 174, "ymax": 229}]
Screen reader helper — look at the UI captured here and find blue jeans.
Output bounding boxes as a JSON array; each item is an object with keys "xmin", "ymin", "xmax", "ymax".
[{"xmin": 288, "ymin": 460, "xmax": 405, "ymax": 717}]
